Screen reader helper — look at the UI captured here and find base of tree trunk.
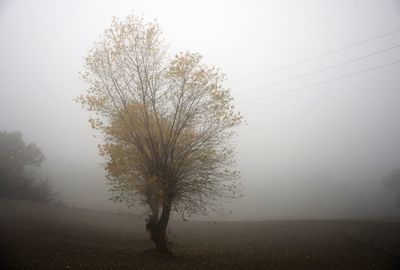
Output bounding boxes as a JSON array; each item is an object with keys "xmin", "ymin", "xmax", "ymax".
[
  {"xmin": 154, "ymin": 231, "xmax": 170, "ymax": 254},
  {"xmin": 146, "ymin": 217, "xmax": 171, "ymax": 254}
]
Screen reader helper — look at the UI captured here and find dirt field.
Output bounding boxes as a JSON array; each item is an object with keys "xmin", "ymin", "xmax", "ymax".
[{"xmin": 1, "ymin": 199, "xmax": 399, "ymax": 270}]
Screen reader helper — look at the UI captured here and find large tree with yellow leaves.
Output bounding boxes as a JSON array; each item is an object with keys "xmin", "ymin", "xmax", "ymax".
[{"xmin": 78, "ymin": 14, "xmax": 242, "ymax": 252}]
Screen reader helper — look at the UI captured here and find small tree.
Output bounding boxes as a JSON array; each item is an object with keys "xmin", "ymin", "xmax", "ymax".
[
  {"xmin": 0, "ymin": 131, "xmax": 55, "ymax": 203},
  {"xmin": 383, "ymin": 168, "xmax": 400, "ymax": 210},
  {"xmin": 78, "ymin": 14, "xmax": 242, "ymax": 252}
]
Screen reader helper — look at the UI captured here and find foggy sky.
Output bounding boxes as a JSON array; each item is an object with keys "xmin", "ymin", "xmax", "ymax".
[{"xmin": 1, "ymin": 0, "xmax": 400, "ymax": 220}]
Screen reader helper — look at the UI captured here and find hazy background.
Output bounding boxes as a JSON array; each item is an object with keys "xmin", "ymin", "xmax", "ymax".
[{"xmin": 1, "ymin": 0, "xmax": 400, "ymax": 220}]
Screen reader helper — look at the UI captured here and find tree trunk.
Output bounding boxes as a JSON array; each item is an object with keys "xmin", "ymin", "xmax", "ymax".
[
  {"xmin": 154, "ymin": 229, "xmax": 168, "ymax": 252},
  {"xmin": 146, "ymin": 199, "xmax": 172, "ymax": 253}
]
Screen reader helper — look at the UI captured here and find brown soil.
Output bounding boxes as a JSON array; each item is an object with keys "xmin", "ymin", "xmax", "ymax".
[{"xmin": 1, "ymin": 199, "xmax": 399, "ymax": 269}]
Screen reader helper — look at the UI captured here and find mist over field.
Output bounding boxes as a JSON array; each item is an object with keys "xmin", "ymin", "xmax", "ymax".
[
  {"xmin": 1, "ymin": 0, "xmax": 400, "ymax": 221},
  {"xmin": 2, "ymin": 1, "xmax": 400, "ymax": 269}
]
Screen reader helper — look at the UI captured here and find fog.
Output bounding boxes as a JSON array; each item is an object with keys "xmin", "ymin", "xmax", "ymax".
[{"xmin": 1, "ymin": 0, "xmax": 400, "ymax": 220}]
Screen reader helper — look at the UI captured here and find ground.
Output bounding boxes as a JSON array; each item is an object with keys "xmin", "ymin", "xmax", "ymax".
[{"xmin": 1, "ymin": 199, "xmax": 399, "ymax": 269}]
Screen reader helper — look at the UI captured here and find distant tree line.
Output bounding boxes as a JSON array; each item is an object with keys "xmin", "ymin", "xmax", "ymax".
[{"xmin": 0, "ymin": 131, "xmax": 55, "ymax": 203}]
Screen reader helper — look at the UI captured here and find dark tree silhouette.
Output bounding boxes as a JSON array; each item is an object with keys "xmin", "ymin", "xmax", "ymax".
[
  {"xmin": 383, "ymin": 168, "xmax": 400, "ymax": 210},
  {"xmin": 0, "ymin": 131, "xmax": 55, "ymax": 203}
]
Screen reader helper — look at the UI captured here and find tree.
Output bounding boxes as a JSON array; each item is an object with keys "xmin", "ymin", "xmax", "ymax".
[
  {"xmin": 77, "ymin": 14, "xmax": 242, "ymax": 252},
  {"xmin": 383, "ymin": 168, "xmax": 400, "ymax": 210},
  {"xmin": 0, "ymin": 131, "xmax": 55, "ymax": 203}
]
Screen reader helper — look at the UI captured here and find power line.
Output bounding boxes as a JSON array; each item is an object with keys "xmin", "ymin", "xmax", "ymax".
[
  {"xmin": 234, "ymin": 43, "xmax": 400, "ymax": 96},
  {"xmin": 226, "ymin": 27, "xmax": 400, "ymax": 86},
  {"xmin": 10, "ymin": 60, "xmax": 400, "ymax": 132},
  {"xmin": 238, "ymin": 59, "xmax": 400, "ymax": 105}
]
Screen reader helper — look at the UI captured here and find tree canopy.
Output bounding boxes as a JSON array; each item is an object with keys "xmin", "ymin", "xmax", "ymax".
[
  {"xmin": 383, "ymin": 168, "xmax": 400, "ymax": 210},
  {"xmin": 77, "ymin": 14, "xmax": 242, "ymax": 252},
  {"xmin": 0, "ymin": 131, "xmax": 54, "ymax": 203}
]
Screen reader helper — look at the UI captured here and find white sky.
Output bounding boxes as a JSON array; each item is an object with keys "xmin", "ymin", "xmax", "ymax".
[{"xmin": 1, "ymin": 0, "xmax": 400, "ymax": 219}]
